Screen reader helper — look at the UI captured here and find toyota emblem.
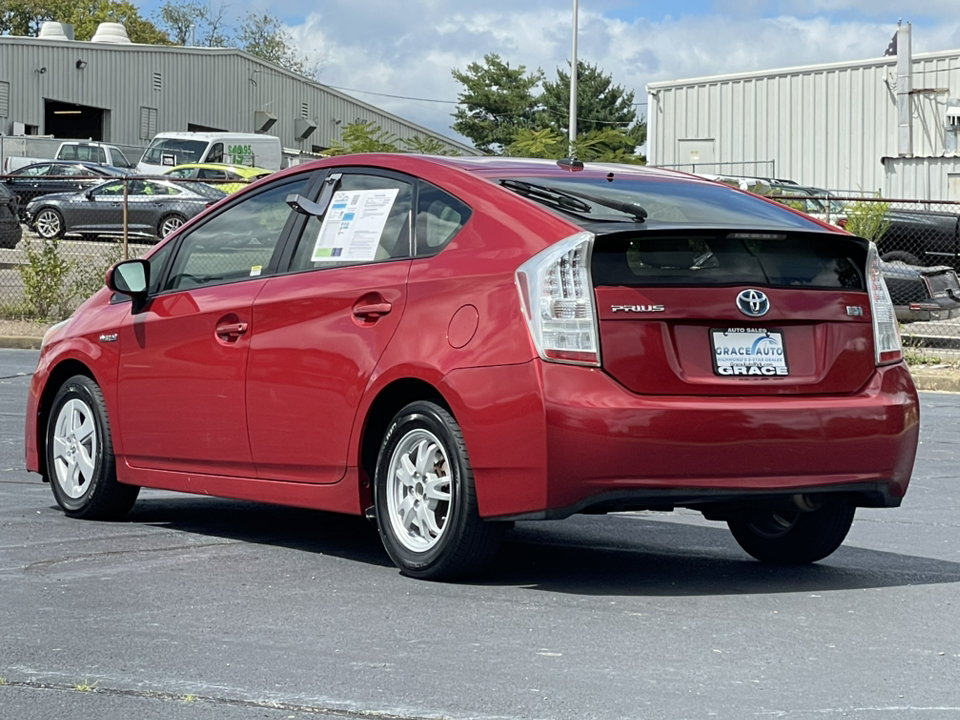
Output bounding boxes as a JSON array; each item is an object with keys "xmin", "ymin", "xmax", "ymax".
[{"xmin": 736, "ymin": 289, "xmax": 770, "ymax": 317}]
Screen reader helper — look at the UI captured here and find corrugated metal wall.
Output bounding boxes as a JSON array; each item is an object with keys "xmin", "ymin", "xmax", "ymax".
[
  {"xmin": 647, "ymin": 50, "xmax": 960, "ymax": 196},
  {"xmin": 884, "ymin": 157, "xmax": 960, "ymax": 200},
  {"xmin": 0, "ymin": 36, "xmax": 478, "ymax": 156}
]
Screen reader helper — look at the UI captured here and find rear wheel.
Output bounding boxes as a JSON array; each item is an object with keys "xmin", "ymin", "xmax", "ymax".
[
  {"xmin": 46, "ymin": 375, "xmax": 139, "ymax": 520},
  {"xmin": 35, "ymin": 208, "xmax": 65, "ymax": 239},
  {"xmin": 728, "ymin": 503, "xmax": 855, "ymax": 564},
  {"xmin": 374, "ymin": 401, "xmax": 503, "ymax": 580},
  {"xmin": 158, "ymin": 213, "xmax": 186, "ymax": 238}
]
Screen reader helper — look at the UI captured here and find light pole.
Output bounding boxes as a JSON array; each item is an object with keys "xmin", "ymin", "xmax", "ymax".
[{"xmin": 569, "ymin": 0, "xmax": 579, "ymax": 155}]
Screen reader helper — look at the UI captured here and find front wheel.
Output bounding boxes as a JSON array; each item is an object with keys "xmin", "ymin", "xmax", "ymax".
[
  {"xmin": 728, "ymin": 503, "xmax": 855, "ymax": 565},
  {"xmin": 46, "ymin": 375, "xmax": 139, "ymax": 520},
  {"xmin": 374, "ymin": 401, "xmax": 504, "ymax": 580},
  {"xmin": 34, "ymin": 208, "xmax": 65, "ymax": 239}
]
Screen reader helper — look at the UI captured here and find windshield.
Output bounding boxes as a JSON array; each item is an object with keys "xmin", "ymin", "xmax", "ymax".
[
  {"xmin": 141, "ymin": 139, "xmax": 208, "ymax": 166},
  {"xmin": 500, "ymin": 175, "xmax": 822, "ymax": 229}
]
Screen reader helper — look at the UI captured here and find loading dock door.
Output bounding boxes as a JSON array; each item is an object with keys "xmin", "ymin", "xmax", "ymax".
[{"xmin": 44, "ymin": 100, "xmax": 104, "ymax": 141}]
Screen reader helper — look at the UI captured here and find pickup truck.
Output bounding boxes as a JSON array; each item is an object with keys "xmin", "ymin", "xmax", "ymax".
[{"xmin": 3, "ymin": 141, "xmax": 136, "ymax": 173}]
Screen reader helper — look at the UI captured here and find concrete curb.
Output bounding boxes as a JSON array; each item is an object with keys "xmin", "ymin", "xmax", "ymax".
[
  {"xmin": 2, "ymin": 334, "xmax": 958, "ymax": 393},
  {"xmin": 0, "ymin": 335, "xmax": 42, "ymax": 350}
]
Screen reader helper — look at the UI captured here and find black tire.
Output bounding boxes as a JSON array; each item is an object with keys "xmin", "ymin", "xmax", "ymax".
[
  {"xmin": 881, "ymin": 251, "xmax": 921, "ymax": 266},
  {"xmin": 374, "ymin": 401, "xmax": 504, "ymax": 580},
  {"xmin": 157, "ymin": 213, "xmax": 187, "ymax": 239},
  {"xmin": 45, "ymin": 375, "xmax": 139, "ymax": 520},
  {"xmin": 34, "ymin": 207, "xmax": 65, "ymax": 240},
  {"xmin": 728, "ymin": 503, "xmax": 856, "ymax": 565}
]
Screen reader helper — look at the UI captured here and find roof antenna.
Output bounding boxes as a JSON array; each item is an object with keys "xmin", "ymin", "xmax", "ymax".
[{"xmin": 557, "ymin": 157, "xmax": 584, "ymax": 172}]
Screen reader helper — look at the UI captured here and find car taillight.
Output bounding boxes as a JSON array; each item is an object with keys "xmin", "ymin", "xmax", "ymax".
[
  {"xmin": 866, "ymin": 243, "xmax": 903, "ymax": 365},
  {"xmin": 515, "ymin": 231, "xmax": 600, "ymax": 366}
]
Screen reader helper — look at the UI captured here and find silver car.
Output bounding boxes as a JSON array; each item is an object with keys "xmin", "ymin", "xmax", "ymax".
[{"xmin": 25, "ymin": 177, "xmax": 226, "ymax": 242}]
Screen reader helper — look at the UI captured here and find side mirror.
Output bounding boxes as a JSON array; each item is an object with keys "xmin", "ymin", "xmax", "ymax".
[
  {"xmin": 85, "ymin": 191, "xmax": 95, "ymax": 200},
  {"xmin": 107, "ymin": 259, "xmax": 150, "ymax": 312}
]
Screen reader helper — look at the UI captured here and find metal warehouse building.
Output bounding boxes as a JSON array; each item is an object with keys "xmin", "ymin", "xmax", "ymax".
[
  {"xmin": 646, "ymin": 25, "xmax": 960, "ymax": 201},
  {"xmin": 0, "ymin": 22, "xmax": 477, "ymax": 160}
]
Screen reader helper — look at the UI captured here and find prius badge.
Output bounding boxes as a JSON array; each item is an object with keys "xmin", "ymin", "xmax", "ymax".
[
  {"xmin": 611, "ymin": 304, "xmax": 665, "ymax": 313},
  {"xmin": 736, "ymin": 289, "xmax": 770, "ymax": 318}
]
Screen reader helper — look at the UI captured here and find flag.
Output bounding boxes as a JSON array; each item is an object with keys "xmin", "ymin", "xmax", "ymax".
[{"xmin": 884, "ymin": 31, "xmax": 897, "ymax": 56}]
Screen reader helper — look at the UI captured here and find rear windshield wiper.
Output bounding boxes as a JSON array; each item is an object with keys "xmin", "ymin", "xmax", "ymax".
[
  {"xmin": 500, "ymin": 179, "xmax": 593, "ymax": 215},
  {"xmin": 500, "ymin": 179, "xmax": 647, "ymax": 222}
]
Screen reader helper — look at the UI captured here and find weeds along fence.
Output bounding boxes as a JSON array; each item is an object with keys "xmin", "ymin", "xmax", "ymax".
[{"xmin": 0, "ymin": 173, "xmax": 249, "ymax": 322}]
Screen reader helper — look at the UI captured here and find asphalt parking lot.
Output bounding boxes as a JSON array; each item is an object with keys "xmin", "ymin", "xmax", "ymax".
[{"xmin": 1, "ymin": 348, "xmax": 959, "ymax": 720}]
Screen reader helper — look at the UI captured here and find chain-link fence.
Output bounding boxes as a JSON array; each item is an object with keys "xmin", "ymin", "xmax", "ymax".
[
  {"xmin": 765, "ymin": 192, "xmax": 960, "ymax": 359},
  {"xmin": 0, "ymin": 173, "xmax": 251, "ymax": 322}
]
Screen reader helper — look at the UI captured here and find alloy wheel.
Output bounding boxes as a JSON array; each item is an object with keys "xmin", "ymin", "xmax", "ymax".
[
  {"xmin": 159, "ymin": 215, "xmax": 184, "ymax": 237},
  {"xmin": 51, "ymin": 397, "xmax": 98, "ymax": 500},
  {"xmin": 385, "ymin": 429, "xmax": 453, "ymax": 552},
  {"xmin": 35, "ymin": 209, "xmax": 62, "ymax": 239}
]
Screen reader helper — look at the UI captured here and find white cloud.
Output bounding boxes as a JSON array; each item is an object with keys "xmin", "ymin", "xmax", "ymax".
[{"xmin": 285, "ymin": 1, "xmax": 960, "ymax": 145}]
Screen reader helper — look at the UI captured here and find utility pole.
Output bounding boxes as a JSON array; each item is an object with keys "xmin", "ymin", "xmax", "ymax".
[{"xmin": 569, "ymin": 0, "xmax": 579, "ymax": 155}]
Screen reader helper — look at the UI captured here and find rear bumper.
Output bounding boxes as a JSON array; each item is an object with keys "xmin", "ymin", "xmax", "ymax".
[{"xmin": 448, "ymin": 361, "xmax": 920, "ymax": 520}]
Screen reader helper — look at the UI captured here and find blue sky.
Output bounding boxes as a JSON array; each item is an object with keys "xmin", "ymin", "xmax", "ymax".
[{"xmin": 139, "ymin": 0, "xmax": 960, "ymax": 144}]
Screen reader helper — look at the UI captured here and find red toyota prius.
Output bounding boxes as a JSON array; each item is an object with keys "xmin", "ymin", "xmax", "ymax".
[{"xmin": 25, "ymin": 155, "xmax": 920, "ymax": 580}]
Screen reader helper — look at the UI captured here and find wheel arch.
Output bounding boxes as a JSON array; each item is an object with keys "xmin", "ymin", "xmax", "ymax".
[
  {"xmin": 357, "ymin": 377, "xmax": 451, "ymax": 510},
  {"xmin": 35, "ymin": 359, "xmax": 99, "ymax": 480}
]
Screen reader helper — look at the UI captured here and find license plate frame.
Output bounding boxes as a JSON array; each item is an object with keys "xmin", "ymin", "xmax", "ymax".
[{"xmin": 710, "ymin": 327, "xmax": 789, "ymax": 377}]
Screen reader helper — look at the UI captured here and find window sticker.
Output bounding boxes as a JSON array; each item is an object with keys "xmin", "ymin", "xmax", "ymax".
[
  {"xmin": 250, "ymin": 265, "xmax": 263, "ymax": 277},
  {"xmin": 311, "ymin": 188, "xmax": 400, "ymax": 263}
]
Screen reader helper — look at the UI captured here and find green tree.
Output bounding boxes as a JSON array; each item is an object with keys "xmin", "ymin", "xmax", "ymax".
[
  {"xmin": 1, "ymin": 0, "xmax": 169, "ymax": 42},
  {"xmin": 154, "ymin": 0, "xmax": 228, "ymax": 47},
  {"xmin": 326, "ymin": 122, "xmax": 400, "ymax": 155},
  {"xmin": 540, "ymin": 60, "xmax": 645, "ymax": 158},
  {"xmin": 402, "ymin": 135, "xmax": 459, "ymax": 156},
  {"xmin": 451, "ymin": 53, "xmax": 544, "ymax": 155},
  {"xmin": 237, "ymin": 11, "xmax": 318, "ymax": 78}
]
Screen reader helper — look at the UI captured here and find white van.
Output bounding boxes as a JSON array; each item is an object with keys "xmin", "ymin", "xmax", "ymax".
[{"xmin": 137, "ymin": 132, "xmax": 283, "ymax": 174}]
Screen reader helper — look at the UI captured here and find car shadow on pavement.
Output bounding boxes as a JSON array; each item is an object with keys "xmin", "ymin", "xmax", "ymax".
[
  {"xmin": 485, "ymin": 515, "xmax": 960, "ymax": 596},
  {"xmin": 122, "ymin": 496, "xmax": 960, "ymax": 596},
  {"xmin": 126, "ymin": 495, "xmax": 394, "ymax": 569}
]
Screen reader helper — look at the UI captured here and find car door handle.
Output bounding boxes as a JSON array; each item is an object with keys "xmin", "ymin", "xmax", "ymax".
[
  {"xmin": 353, "ymin": 302, "xmax": 392, "ymax": 318},
  {"xmin": 216, "ymin": 322, "xmax": 248, "ymax": 341}
]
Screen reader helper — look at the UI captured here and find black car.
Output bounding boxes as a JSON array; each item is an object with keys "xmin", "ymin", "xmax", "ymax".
[
  {"xmin": 1, "ymin": 161, "xmax": 130, "ymax": 217},
  {"xmin": 0, "ymin": 183, "xmax": 22, "ymax": 250},
  {"xmin": 868, "ymin": 209, "xmax": 960, "ymax": 268},
  {"xmin": 881, "ymin": 260, "xmax": 960, "ymax": 323}
]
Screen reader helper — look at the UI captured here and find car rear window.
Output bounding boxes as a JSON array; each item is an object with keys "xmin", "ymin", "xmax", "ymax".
[
  {"xmin": 592, "ymin": 231, "xmax": 867, "ymax": 290},
  {"xmin": 503, "ymin": 175, "xmax": 822, "ymax": 229}
]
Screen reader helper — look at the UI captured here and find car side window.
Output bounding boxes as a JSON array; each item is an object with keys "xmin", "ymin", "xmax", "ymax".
[
  {"xmin": 289, "ymin": 173, "xmax": 413, "ymax": 272},
  {"xmin": 18, "ymin": 165, "xmax": 51, "ymax": 176},
  {"xmin": 92, "ymin": 180, "xmax": 125, "ymax": 196},
  {"xmin": 163, "ymin": 176, "xmax": 310, "ymax": 292},
  {"xmin": 166, "ymin": 168, "xmax": 192, "ymax": 178},
  {"xmin": 206, "ymin": 143, "xmax": 224, "ymax": 163},
  {"xmin": 59, "ymin": 165, "xmax": 86, "ymax": 177},
  {"xmin": 197, "ymin": 168, "xmax": 228, "ymax": 180},
  {"xmin": 415, "ymin": 182, "xmax": 471, "ymax": 256}
]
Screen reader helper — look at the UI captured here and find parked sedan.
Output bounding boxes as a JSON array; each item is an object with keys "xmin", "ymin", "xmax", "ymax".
[
  {"xmin": 26, "ymin": 155, "xmax": 919, "ymax": 581},
  {"xmin": 0, "ymin": 183, "xmax": 22, "ymax": 249},
  {"xmin": 1, "ymin": 161, "xmax": 129, "ymax": 217},
  {"xmin": 25, "ymin": 177, "xmax": 226, "ymax": 241}
]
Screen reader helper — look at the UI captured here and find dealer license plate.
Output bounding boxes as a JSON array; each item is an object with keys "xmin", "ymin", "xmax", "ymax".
[{"xmin": 711, "ymin": 328, "xmax": 789, "ymax": 377}]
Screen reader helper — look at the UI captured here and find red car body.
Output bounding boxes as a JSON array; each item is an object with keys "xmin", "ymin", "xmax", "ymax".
[{"xmin": 25, "ymin": 155, "xmax": 920, "ymax": 578}]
